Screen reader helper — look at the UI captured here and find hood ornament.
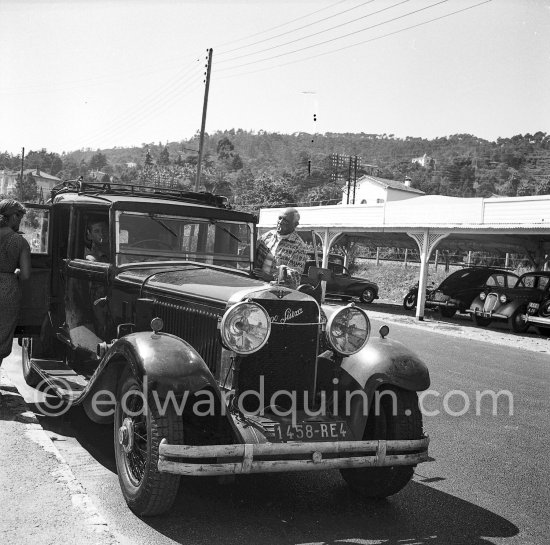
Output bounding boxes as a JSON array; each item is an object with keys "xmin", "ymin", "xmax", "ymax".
[{"xmin": 271, "ymin": 286, "xmax": 291, "ymax": 299}]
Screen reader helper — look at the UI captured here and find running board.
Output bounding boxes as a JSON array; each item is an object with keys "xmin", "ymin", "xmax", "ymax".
[{"xmin": 30, "ymin": 358, "xmax": 89, "ymax": 402}]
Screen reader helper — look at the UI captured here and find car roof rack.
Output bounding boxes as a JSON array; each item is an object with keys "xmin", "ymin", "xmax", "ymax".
[{"xmin": 50, "ymin": 179, "xmax": 231, "ymax": 208}]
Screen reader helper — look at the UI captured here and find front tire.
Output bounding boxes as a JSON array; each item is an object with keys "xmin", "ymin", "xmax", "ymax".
[
  {"xmin": 340, "ymin": 387, "xmax": 423, "ymax": 498},
  {"xmin": 360, "ymin": 288, "xmax": 376, "ymax": 304},
  {"xmin": 114, "ymin": 369, "xmax": 183, "ymax": 516},
  {"xmin": 403, "ymin": 292, "xmax": 417, "ymax": 310},
  {"xmin": 473, "ymin": 315, "xmax": 492, "ymax": 327},
  {"xmin": 440, "ymin": 307, "xmax": 457, "ymax": 318},
  {"xmin": 510, "ymin": 306, "xmax": 529, "ymax": 333},
  {"xmin": 21, "ymin": 338, "xmax": 42, "ymax": 387}
]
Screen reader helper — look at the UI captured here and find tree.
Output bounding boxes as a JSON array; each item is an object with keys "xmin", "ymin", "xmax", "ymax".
[
  {"xmin": 159, "ymin": 146, "xmax": 170, "ymax": 166},
  {"xmin": 90, "ymin": 152, "xmax": 108, "ymax": 171},
  {"xmin": 14, "ymin": 172, "xmax": 38, "ymax": 202}
]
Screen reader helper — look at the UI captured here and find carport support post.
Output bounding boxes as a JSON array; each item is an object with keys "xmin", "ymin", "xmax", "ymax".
[
  {"xmin": 408, "ymin": 231, "xmax": 449, "ymax": 321},
  {"xmin": 416, "ymin": 232, "xmax": 430, "ymax": 321}
]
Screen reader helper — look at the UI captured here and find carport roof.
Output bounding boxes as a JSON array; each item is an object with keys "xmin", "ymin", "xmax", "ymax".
[{"xmin": 258, "ymin": 194, "xmax": 550, "ymax": 254}]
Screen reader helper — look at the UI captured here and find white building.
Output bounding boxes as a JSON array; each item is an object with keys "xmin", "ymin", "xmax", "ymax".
[{"xmin": 343, "ymin": 174, "xmax": 424, "ymax": 205}]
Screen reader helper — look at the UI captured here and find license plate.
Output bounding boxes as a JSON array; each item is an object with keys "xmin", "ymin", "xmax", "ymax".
[
  {"xmin": 528, "ymin": 302, "xmax": 539, "ymax": 314},
  {"xmin": 272, "ymin": 421, "xmax": 349, "ymax": 442}
]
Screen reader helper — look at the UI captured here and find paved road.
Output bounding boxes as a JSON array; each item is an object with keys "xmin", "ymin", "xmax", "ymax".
[{"xmin": 4, "ymin": 314, "xmax": 549, "ymax": 545}]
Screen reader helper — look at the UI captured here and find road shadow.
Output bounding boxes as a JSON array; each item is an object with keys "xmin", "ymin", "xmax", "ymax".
[{"xmin": 143, "ymin": 472, "xmax": 519, "ymax": 545}]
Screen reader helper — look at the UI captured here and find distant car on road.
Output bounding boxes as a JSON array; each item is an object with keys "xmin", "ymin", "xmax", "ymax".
[
  {"xmin": 404, "ymin": 267, "xmax": 519, "ymax": 318},
  {"xmin": 467, "ymin": 271, "xmax": 550, "ymax": 333},
  {"xmin": 301, "ymin": 260, "xmax": 379, "ymax": 303}
]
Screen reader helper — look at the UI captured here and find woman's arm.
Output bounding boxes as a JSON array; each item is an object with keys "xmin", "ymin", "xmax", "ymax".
[{"xmin": 18, "ymin": 240, "xmax": 31, "ymax": 281}]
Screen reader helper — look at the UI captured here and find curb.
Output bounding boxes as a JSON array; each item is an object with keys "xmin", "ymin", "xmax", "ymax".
[{"xmin": 0, "ymin": 369, "xmax": 119, "ymax": 544}]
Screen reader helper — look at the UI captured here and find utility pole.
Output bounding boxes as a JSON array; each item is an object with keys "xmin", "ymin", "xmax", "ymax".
[
  {"xmin": 196, "ymin": 48, "xmax": 213, "ymax": 192},
  {"xmin": 352, "ymin": 155, "xmax": 358, "ymax": 204},
  {"xmin": 19, "ymin": 147, "xmax": 25, "ymax": 200}
]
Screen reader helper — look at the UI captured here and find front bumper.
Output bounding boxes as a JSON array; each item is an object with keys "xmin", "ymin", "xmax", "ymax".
[
  {"xmin": 466, "ymin": 308, "xmax": 508, "ymax": 320},
  {"xmin": 525, "ymin": 314, "xmax": 550, "ymax": 326},
  {"xmin": 158, "ymin": 436, "xmax": 430, "ymax": 476}
]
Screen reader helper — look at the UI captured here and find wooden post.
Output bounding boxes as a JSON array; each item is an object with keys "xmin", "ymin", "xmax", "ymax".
[
  {"xmin": 467, "ymin": 251, "xmax": 472, "ymax": 266},
  {"xmin": 435, "ymin": 249, "xmax": 439, "ymax": 270},
  {"xmin": 505, "ymin": 253, "xmax": 510, "ymax": 269},
  {"xmin": 404, "ymin": 248, "xmax": 408, "ymax": 268},
  {"xmin": 196, "ymin": 48, "xmax": 213, "ymax": 191},
  {"xmin": 375, "ymin": 247, "xmax": 380, "ymax": 266},
  {"xmin": 19, "ymin": 147, "xmax": 25, "ymax": 200}
]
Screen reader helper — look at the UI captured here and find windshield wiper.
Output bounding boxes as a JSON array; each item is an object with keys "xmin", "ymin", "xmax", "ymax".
[
  {"xmin": 149, "ymin": 214, "xmax": 177, "ymax": 238},
  {"xmin": 210, "ymin": 220, "xmax": 243, "ymax": 243}
]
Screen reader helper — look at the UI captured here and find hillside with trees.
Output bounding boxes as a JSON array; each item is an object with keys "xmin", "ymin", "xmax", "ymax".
[{"xmin": 2, "ymin": 131, "xmax": 550, "ymax": 213}]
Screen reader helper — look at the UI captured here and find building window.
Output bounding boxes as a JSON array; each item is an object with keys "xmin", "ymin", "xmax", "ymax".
[{"xmin": 376, "ymin": 198, "xmax": 385, "ymax": 203}]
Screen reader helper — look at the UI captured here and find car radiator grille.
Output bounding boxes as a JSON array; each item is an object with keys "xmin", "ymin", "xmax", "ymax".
[
  {"xmin": 237, "ymin": 299, "xmax": 320, "ymax": 412},
  {"xmin": 154, "ymin": 300, "xmax": 221, "ymax": 373},
  {"xmin": 483, "ymin": 293, "xmax": 499, "ymax": 313}
]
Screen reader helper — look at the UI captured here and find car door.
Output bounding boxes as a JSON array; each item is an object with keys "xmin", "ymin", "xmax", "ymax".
[
  {"xmin": 15, "ymin": 204, "xmax": 51, "ymax": 337},
  {"xmin": 62, "ymin": 208, "xmax": 113, "ymax": 356}
]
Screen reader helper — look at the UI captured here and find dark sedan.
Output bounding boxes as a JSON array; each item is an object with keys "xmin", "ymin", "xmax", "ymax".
[
  {"xmin": 301, "ymin": 260, "xmax": 379, "ymax": 303},
  {"xmin": 468, "ymin": 271, "xmax": 550, "ymax": 333},
  {"xmin": 425, "ymin": 267, "xmax": 519, "ymax": 318}
]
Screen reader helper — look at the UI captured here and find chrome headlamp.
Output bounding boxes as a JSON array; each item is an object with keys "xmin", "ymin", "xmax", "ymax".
[
  {"xmin": 326, "ymin": 304, "xmax": 370, "ymax": 355},
  {"xmin": 219, "ymin": 301, "xmax": 271, "ymax": 355}
]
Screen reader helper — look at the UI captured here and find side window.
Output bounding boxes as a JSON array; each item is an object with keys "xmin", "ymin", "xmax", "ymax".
[
  {"xmin": 80, "ymin": 213, "xmax": 110, "ymax": 262},
  {"xmin": 487, "ymin": 274, "xmax": 504, "ymax": 287},
  {"xmin": 538, "ymin": 276, "xmax": 549, "ymax": 291},
  {"xmin": 331, "ymin": 264, "xmax": 344, "ymax": 276},
  {"xmin": 20, "ymin": 207, "xmax": 49, "ymax": 254}
]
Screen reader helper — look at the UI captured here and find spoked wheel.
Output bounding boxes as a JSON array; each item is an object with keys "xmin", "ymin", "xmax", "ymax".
[
  {"xmin": 340, "ymin": 387, "xmax": 423, "ymax": 498},
  {"xmin": 509, "ymin": 306, "xmax": 529, "ymax": 333},
  {"xmin": 114, "ymin": 369, "xmax": 183, "ymax": 516},
  {"xmin": 360, "ymin": 288, "xmax": 376, "ymax": 304},
  {"xmin": 21, "ymin": 338, "xmax": 42, "ymax": 387},
  {"xmin": 403, "ymin": 292, "xmax": 417, "ymax": 310}
]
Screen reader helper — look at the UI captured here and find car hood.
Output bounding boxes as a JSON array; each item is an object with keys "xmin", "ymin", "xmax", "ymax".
[{"xmin": 116, "ymin": 263, "xmax": 314, "ymax": 306}]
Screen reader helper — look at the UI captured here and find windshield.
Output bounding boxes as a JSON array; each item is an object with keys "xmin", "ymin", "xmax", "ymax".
[{"xmin": 116, "ymin": 211, "xmax": 253, "ymax": 270}]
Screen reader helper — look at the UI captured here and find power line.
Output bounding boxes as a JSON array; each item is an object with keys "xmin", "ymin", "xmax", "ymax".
[
  {"xmin": 217, "ymin": 0, "xmax": 376, "ymax": 56},
  {"xmin": 214, "ymin": 0, "xmax": 350, "ymax": 49},
  {"xmin": 218, "ymin": 0, "xmax": 448, "ymax": 71},
  {"xmin": 218, "ymin": 0, "xmax": 410, "ymax": 65},
  {"xmin": 218, "ymin": 0, "xmax": 491, "ymax": 78},
  {"xmin": 81, "ymin": 60, "xmax": 204, "ymax": 148}
]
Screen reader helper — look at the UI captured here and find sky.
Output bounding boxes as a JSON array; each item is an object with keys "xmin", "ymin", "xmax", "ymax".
[{"xmin": 1, "ymin": 0, "xmax": 549, "ymax": 155}]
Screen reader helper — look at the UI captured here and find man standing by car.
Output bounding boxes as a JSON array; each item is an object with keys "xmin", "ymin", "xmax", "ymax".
[{"xmin": 254, "ymin": 207, "xmax": 308, "ymax": 289}]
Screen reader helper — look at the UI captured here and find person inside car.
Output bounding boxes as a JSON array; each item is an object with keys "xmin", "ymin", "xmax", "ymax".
[{"xmin": 85, "ymin": 218, "xmax": 109, "ymax": 262}]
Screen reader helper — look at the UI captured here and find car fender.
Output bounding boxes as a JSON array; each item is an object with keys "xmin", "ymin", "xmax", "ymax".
[
  {"xmin": 83, "ymin": 331, "xmax": 219, "ymax": 410},
  {"xmin": 344, "ymin": 281, "xmax": 377, "ymax": 297},
  {"xmin": 494, "ymin": 299, "xmax": 527, "ymax": 318},
  {"xmin": 337, "ymin": 337, "xmax": 430, "ymax": 439}
]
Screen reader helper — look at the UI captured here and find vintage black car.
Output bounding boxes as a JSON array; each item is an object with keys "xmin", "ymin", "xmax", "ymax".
[
  {"xmin": 467, "ymin": 271, "xmax": 550, "ymax": 333},
  {"xmin": 16, "ymin": 181, "xmax": 430, "ymax": 516},
  {"xmin": 404, "ymin": 267, "xmax": 519, "ymax": 318},
  {"xmin": 301, "ymin": 260, "xmax": 379, "ymax": 303}
]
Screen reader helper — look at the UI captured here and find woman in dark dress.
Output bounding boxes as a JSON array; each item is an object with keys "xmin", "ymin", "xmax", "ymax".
[{"xmin": 0, "ymin": 199, "xmax": 31, "ymax": 367}]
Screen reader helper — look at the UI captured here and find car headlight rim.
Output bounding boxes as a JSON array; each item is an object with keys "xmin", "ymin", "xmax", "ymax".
[
  {"xmin": 220, "ymin": 301, "xmax": 271, "ymax": 355},
  {"xmin": 326, "ymin": 304, "xmax": 370, "ymax": 356}
]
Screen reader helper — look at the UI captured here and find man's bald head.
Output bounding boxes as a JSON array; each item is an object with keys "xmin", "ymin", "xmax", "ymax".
[{"xmin": 276, "ymin": 207, "xmax": 300, "ymax": 236}]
